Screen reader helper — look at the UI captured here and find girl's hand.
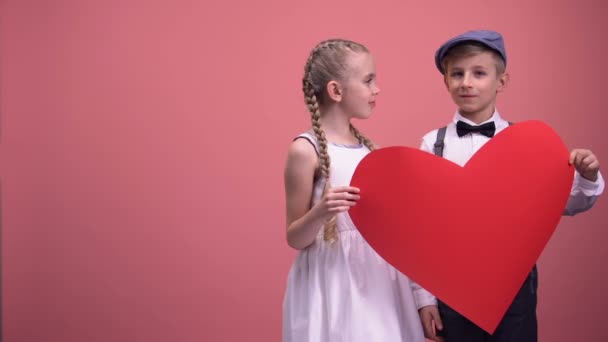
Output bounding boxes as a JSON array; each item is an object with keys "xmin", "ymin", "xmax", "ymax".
[{"xmin": 313, "ymin": 186, "xmax": 360, "ymax": 221}]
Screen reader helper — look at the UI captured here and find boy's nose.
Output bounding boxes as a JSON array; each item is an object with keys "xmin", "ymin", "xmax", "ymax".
[{"xmin": 461, "ymin": 73, "xmax": 473, "ymax": 87}]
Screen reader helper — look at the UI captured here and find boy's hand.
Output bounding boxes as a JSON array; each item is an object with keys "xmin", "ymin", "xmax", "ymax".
[
  {"xmin": 569, "ymin": 149, "xmax": 600, "ymax": 182},
  {"xmin": 419, "ymin": 305, "xmax": 444, "ymax": 342}
]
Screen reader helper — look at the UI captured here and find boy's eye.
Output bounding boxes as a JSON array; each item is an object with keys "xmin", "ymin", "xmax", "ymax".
[
  {"xmin": 475, "ymin": 71, "xmax": 487, "ymax": 76},
  {"xmin": 450, "ymin": 72, "xmax": 463, "ymax": 77}
]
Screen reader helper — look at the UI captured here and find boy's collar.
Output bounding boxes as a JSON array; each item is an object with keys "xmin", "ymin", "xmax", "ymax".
[{"xmin": 453, "ymin": 111, "xmax": 503, "ymax": 126}]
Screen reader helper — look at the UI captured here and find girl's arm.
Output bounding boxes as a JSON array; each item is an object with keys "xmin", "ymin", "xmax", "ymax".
[{"xmin": 284, "ymin": 139, "xmax": 359, "ymax": 250}]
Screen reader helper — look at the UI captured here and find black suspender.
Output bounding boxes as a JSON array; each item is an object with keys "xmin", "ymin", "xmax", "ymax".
[{"xmin": 433, "ymin": 126, "xmax": 447, "ymax": 157}]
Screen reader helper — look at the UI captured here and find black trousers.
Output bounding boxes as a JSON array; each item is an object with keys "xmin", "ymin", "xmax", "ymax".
[{"xmin": 437, "ymin": 266, "xmax": 538, "ymax": 342}]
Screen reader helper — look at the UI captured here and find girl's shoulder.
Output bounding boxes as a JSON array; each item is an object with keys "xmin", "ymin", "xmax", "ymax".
[{"xmin": 292, "ymin": 131, "xmax": 319, "ymax": 156}]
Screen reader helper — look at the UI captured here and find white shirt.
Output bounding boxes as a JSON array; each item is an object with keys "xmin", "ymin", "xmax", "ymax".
[{"xmin": 412, "ymin": 111, "xmax": 605, "ymax": 308}]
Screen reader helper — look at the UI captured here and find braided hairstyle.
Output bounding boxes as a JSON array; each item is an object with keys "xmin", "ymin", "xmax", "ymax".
[{"xmin": 302, "ymin": 39, "xmax": 376, "ymax": 243}]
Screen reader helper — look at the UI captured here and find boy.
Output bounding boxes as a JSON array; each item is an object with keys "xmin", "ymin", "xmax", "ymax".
[{"xmin": 417, "ymin": 30, "xmax": 604, "ymax": 342}]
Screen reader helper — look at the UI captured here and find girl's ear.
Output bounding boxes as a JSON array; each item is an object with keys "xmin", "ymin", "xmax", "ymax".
[{"xmin": 326, "ymin": 81, "xmax": 343, "ymax": 102}]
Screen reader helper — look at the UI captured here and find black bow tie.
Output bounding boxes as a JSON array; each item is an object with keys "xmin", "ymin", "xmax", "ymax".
[{"xmin": 456, "ymin": 120, "xmax": 496, "ymax": 138}]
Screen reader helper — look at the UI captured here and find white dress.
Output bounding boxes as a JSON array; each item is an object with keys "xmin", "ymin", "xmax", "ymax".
[{"xmin": 283, "ymin": 132, "xmax": 427, "ymax": 342}]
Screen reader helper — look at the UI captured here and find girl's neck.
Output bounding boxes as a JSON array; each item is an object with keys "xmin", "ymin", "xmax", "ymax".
[{"xmin": 319, "ymin": 110, "xmax": 358, "ymax": 145}]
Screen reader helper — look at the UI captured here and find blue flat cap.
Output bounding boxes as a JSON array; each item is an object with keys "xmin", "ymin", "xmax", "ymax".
[{"xmin": 435, "ymin": 30, "xmax": 507, "ymax": 74}]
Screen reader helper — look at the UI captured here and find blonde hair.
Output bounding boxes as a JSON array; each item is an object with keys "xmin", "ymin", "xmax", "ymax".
[
  {"xmin": 302, "ymin": 39, "xmax": 376, "ymax": 243},
  {"xmin": 442, "ymin": 41, "xmax": 506, "ymax": 75}
]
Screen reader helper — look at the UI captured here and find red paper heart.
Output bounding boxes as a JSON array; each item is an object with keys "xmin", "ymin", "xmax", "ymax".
[{"xmin": 349, "ymin": 120, "xmax": 573, "ymax": 334}]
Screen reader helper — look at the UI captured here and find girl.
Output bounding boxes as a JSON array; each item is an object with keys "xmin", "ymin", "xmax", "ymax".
[{"xmin": 282, "ymin": 39, "xmax": 432, "ymax": 342}]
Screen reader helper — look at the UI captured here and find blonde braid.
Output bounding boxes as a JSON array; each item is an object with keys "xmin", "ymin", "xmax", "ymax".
[
  {"xmin": 303, "ymin": 43, "xmax": 336, "ymax": 242},
  {"xmin": 349, "ymin": 124, "xmax": 376, "ymax": 151},
  {"xmin": 302, "ymin": 39, "xmax": 369, "ymax": 243}
]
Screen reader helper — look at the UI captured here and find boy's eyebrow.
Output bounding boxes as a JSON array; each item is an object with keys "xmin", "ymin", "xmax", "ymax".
[{"xmin": 448, "ymin": 65, "xmax": 489, "ymax": 71}]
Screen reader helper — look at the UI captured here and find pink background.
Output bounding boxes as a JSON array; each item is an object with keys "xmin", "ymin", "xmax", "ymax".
[{"xmin": 1, "ymin": 0, "xmax": 606, "ymax": 341}]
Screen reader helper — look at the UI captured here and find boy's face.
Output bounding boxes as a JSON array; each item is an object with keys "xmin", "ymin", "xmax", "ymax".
[{"xmin": 444, "ymin": 51, "xmax": 508, "ymax": 122}]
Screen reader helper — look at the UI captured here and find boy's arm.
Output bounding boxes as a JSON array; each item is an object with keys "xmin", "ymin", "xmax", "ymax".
[
  {"xmin": 412, "ymin": 281, "xmax": 444, "ymax": 342},
  {"xmin": 564, "ymin": 170, "xmax": 604, "ymax": 216},
  {"xmin": 416, "ymin": 135, "xmax": 445, "ymax": 340},
  {"xmin": 564, "ymin": 149, "xmax": 604, "ymax": 216},
  {"xmin": 420, "ymin": 135, "xmax": 435, "ymax": 154},
  {"xmin": 411, "ymin": 280, "xmax": 437, "ymax": 309}
]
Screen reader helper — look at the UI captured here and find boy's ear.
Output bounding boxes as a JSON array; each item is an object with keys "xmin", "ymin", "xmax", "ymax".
[
  {"xmin": 497, "ymin": 72, "xmax": 510, "ymax": 92},
  {"xmin": 326, "ymin": 81, "xmax": 343, "ymax": 102}
]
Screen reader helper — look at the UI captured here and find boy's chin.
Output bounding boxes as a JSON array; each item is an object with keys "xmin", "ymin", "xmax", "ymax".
[{"xmin": 458, "ymin": 107, "xmax": 481, "ymax": 116}]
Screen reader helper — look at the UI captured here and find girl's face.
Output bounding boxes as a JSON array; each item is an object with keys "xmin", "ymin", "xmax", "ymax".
[{"xmin": 339, "ymin": 52, "xmax": 380, "ymax": 120}]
